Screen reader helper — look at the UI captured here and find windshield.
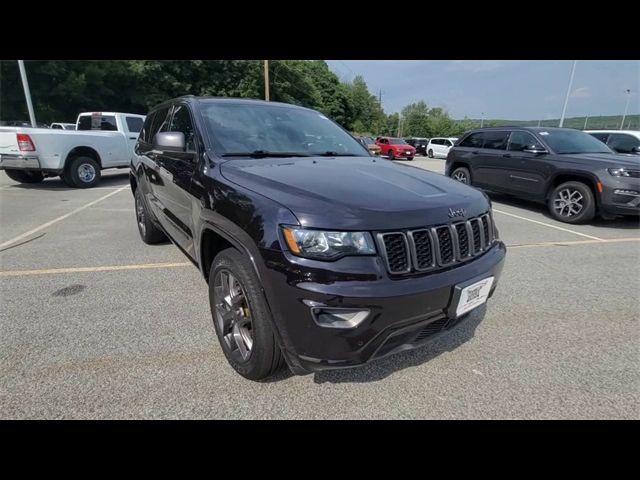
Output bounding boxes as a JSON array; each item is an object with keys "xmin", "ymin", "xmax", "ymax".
[
  {"xmin": 540, "ymin": 130, "xmax": 614, "ymax": 154},
  {"xmin": 389, "ymin": 138, "xmax": 408, "ymax": 145},
  {"xmin": 199, "ymin": 102, "xmax": 369, "ymax": 157}
]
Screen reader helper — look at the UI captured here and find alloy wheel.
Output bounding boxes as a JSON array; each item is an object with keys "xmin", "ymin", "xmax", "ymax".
[
  {"xmin": 553, "ymin": 188, "xmax": 584, "ymax": 217},
  {"xmin": 214, "ymin": 269, "xmax": 254, "ymax": 362}
]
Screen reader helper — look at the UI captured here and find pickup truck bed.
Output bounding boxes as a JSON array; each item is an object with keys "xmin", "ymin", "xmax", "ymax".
[{"xmin": 0, "ymin": 112, "xmax": 145, "ymax": 188}]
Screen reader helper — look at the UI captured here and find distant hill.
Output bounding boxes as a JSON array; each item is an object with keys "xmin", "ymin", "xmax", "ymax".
[{"xmin": 456, "ymin": 114, "xmax": 639, "ymax": 131}]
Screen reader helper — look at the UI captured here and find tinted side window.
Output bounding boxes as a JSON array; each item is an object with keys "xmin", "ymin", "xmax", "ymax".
[
  {"xmin": 77, "ymin": 115, "xmax": 118, "ymax": 131},
  {"xmin": 482, "ymin": 131, "xmax": 509, "ymax": 150},
  {"xmin": 508, "ymin": 131, "xmax": 543, "ymax": 151},
  {"xmin": 51, "ymin": 124, "xmax": 63, "ymax": 129},
  {"xmin": 589, "ymin": 132, "xmax": 609, "ymax": 143},
  {"xmin": 607, "ymin": 133, "xmax": 640, "ymax": 154},
  {"xmin": 126, "ymin": 116, "xmax": 143, "ymax": 133},
  {"xmin": 140, "ymin": 112, "xmax": 156, "ymax": 144},
  {"xmin": 459, "ymin": 133, "xmax": 484, "ymax": 148},
  {"xmin": 170, "ymin": 105, "xmax": 196, "ymax": 152},
  {"xmin": 148, "ymin": 107, "xmax": 171, "ymax": 144}
]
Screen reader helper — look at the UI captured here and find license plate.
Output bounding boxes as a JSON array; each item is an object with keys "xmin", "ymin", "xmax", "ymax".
[{"xmin": 455, "ymin": 277, "xmax": 494, "ymax": 317}]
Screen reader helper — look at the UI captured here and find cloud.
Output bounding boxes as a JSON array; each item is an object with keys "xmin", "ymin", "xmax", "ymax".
[
  {"xmin": 445, "ymin": 60, "xmax": 514, "ymax": 73},
  {"xmin": 571, "ymin": 87, "xmax": 591, "ymax": 98}
]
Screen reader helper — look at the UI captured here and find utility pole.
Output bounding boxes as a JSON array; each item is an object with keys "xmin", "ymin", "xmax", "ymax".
[
  {"xmin": 480, "ymin": 112, "xmax": 484, "ymax": 128},
  {"xmin": 559, "ymin": 60, "xmax": 577, "ymax": 128},
  {"xmin": 620, "ymin": 89, "xmax": 631, "ymax": 129},
  {"xmin": 18, "ymin": 60, "xmax": 37, "ymax": 128},
  {"xmin": 378, "ymin": 89, "xmax": 383, "ymax": 105},
  {"xmin": 537, "ymin": 119, "xmax": 541, "ymax": 127},
  {"xmin": 583, "ymin": 116, "xmax": 589, "ymax": 130},
  {"xmin": 263, "ymin": 60, "xmax": 270, "ymax": 101}
]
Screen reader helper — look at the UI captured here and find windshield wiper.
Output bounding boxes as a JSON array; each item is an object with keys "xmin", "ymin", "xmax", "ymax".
[
  {"xmin": 313, "ymin": 151, "xmax": 359, "ymax": 156},
  {"xmin": 222, "ymin": 150, "xmax": 312, "ymax": 158}
]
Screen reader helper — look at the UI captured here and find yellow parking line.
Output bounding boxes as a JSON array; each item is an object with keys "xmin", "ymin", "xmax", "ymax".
[
  {"xmin": 508, "ymin": 237, "xmax": 640, "ymax": 249},
  {"xmin": 493, "ymin": 209, "xmax": 604, "ymax": 241},
  {"xmin": 0, "ymin": 262, "xmax": 191, "ymax": 277}
]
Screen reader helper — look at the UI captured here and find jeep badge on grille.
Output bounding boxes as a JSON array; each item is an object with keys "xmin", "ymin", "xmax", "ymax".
[{"xmin": 448, "ymin": 208, "xmax": 466, "ymax": 218}]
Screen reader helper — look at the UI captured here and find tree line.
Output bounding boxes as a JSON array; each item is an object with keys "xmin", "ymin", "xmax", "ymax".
[{"xmin": 0, "ymin": 60, "xmax": 467, "ymax": 137}]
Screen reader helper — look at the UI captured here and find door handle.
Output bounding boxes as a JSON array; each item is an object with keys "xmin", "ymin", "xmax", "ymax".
[
  {"xmin": 502, "ymin": 153, "xmax": 512, "ymax": 158},
  {"xmin": 129, "ymin": 136, "xmax": 137, "ymax": 140}
]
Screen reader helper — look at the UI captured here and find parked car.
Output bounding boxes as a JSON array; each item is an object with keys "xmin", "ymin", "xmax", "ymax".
[
  {"xmin": 585, "ymin": 130, "xmax": 640, "ymax": 155},
  {"xmin": 375, "ymin": 136, "xmax": 416, "ymax": 160},
  {"xmin": 446, "ymin": 127, "xmax": 640, "ymax": 223},
  {"xmin": 356, "ymin": 136, "xmax": 381, "ymax": 155},
  {"xmin": 131, "ymin": 96, "xmax": 505, "ymax": 380},
  {"xmin": 427, "ymin": 137, "xmax": 458, "ymax": 158},
  {"xmin": 405, "ymin": 137, "xmax": 430, "ymax": 155},
  {"xmin": 50, "ymin": 122, "xmax": 77, "ymax": 130},
  {"xmin": 0, "ymin": 120, "xmax": 49, "ymax": 128},
  {"xmin": 0, "ymin": 112, "xmax": 145, "ymax": 187}
]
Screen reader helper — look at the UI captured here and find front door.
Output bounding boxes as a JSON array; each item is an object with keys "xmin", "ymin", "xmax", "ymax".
[
  {"xmin": 153, "ymin": 104, "xmax": 198, "ymax": 257},
  {"xmin": 504, "ymin": 130, "xmax": 549, "ymax": 197}
]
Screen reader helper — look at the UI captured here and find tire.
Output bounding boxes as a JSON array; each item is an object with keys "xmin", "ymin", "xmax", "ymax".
[
  {"xmin": 60, "ymin": 172, "xmax": 75, "ymax": 188},
  {"xmin": 209, "ymin": 248, "xmax": 286, "ymax": 380},
  {"xmin": 548, "ymin": 181, "xmax": 595, "ymax": 224},
  {"xmin": 407, "ymin": 156, "xmax": 414, "ymax": 161},
  {"xmin": 66, "ymin": 156, "xmax": 101, "ymax": 188},
  {"xmin": 4, "ymin": 169, "xmax": 44, "ymax": 184},
  {"xmin": 451, "ymin": 166, "xmax": 471, "ymax": 185},
  {"xmin": 428, "ymin": 149, "xmax": 434, "ymax": 158},
  {"xmin": 388, "ymin": 150, "xmax": 395, "ymax": 160},
  {"xmin": 134, "ymin": 187, "xmax": 167, "ymax": 244}
]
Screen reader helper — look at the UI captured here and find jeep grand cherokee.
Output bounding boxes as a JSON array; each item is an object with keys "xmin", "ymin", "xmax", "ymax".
[{"xmin": 130, "ymin": 96, "xmax": 506, "ymax": 380}]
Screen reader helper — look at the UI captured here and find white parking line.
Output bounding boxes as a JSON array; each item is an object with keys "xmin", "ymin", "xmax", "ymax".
[
  {"xmin": 0, "ymin": 186, "xmax": 129, "ymax": 251},
  {"xmin": 493, "ymin": 209, "xmax": 605, "ymax": 241}
]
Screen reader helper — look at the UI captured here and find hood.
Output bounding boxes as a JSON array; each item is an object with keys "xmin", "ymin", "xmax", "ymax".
[
  {"xmin": 558, "ymin": 153, "xmax": 640, "ymax": 168},
  {"xmin": 220, "ymin": 156, "xmax": 489, "ymax": 230}
]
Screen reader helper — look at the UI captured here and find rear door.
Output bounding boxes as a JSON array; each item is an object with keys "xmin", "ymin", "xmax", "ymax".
[{"xmin": 471, "ymin": 130, "xmax": 510, "ymax": 190}]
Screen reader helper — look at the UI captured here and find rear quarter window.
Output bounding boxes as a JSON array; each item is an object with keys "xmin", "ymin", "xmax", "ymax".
[
  {"xmin": 126, "ymin": 116, "xmax": 144, "ymax": 133},
  {"xmin": 77, "ymin": 115, "xmax": 118, "ymax": 131}
]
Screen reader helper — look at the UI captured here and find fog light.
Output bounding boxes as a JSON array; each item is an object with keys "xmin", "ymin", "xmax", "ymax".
[
  {"xmin": 311, "ymin": 308, "xmax": 369, "ymax": 329},
  {"xmin": 614, "ymin": 189, "xmax": 640, "ymax": 196}
]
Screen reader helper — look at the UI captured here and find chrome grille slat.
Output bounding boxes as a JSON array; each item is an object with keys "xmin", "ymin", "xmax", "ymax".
[{"xmin": 378, "ymin": 213, "xmax": 495, "ymax": 275}]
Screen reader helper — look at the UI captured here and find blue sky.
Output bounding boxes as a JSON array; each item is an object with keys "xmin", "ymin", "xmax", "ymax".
[{"xmin": 326, "ymin": 60, "xmax": 640, "ymax": 120}]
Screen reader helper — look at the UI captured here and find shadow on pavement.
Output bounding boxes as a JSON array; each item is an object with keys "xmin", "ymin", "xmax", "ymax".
[
  {"xmin": 312, "ymin": 306, "xmax": 485, "ymax": 384},
  {"xmin": 4, "ymin": 171, "xmax": 130, "ymax": 191},
  {"xmin": 489, "ymin": 192, "xmax": 640, "ymax": 230}
]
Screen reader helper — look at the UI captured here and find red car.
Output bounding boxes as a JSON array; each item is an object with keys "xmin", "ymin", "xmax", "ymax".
[{"xmin": 375, "ymin": 137, "xmax": 416, "ymax": 160}]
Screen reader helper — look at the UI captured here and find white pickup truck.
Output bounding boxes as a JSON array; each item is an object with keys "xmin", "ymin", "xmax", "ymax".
[{"xmin": 0, "ymin": 112, "xmax": 145, "ymax": 188}]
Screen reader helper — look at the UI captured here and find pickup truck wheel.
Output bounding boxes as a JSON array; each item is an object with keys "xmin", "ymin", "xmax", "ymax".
[
  {"xmin": 209, "ymin": 248, "xmax": 286, "ymax": 381},
  {"xmin": 134, "ymin": 188, "xmax": 167, "ymax": 244},
  {"xmin": 67, "ymin": 156, "xmax": 101, "ymax": 188},
  {"xmin": 4, "ymin": 169, "xmax": 44, "ymax": 184},
  {"xmin": 548, "ymin": 181, "xmax": 595, "ymax": 224}
]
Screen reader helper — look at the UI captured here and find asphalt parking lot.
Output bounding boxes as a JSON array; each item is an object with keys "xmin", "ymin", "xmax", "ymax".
[{"xmin": 1, "ymin": 159, "xmax": 639, "ymax": 419}]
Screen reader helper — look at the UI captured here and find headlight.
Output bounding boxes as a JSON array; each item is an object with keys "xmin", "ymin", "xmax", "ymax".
[
  {"xmin": 282, "ymin": 227, "xmax": 376, "ymax": 260},
  {"xmin": 609, "ymin": 168, "xmax": 632, "ymax": 177}
]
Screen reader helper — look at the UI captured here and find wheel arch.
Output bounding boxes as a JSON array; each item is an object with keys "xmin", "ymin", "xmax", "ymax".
[
  {"xmin": 64, "ymin": 146, "xmax": 102, "ymax": 170},
  {"xmin": 546, "ymin": 172, "xmax": 601, "ymax": 207}
]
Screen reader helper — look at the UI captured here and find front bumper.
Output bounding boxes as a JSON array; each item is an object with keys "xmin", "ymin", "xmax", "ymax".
[
  {"xmin": 600, "ymin": 176, "xmax": 640, "ymax": 216},
  {"xmin": 260, "ymin": 242, "xmax": 506, "ymax": 373},
  {"xmin": 0, "ymin": 154, "xmax": 41, "ymax": 170}
]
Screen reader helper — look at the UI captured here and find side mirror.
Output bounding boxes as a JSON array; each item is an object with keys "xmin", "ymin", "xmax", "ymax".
[
  {"xmin": 523, "ymin": 145, "xmax": 548, "ymax": 154},
  {"xmin": 153, "ymin": 132, "xmax": 185, "ymax": 152}
]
